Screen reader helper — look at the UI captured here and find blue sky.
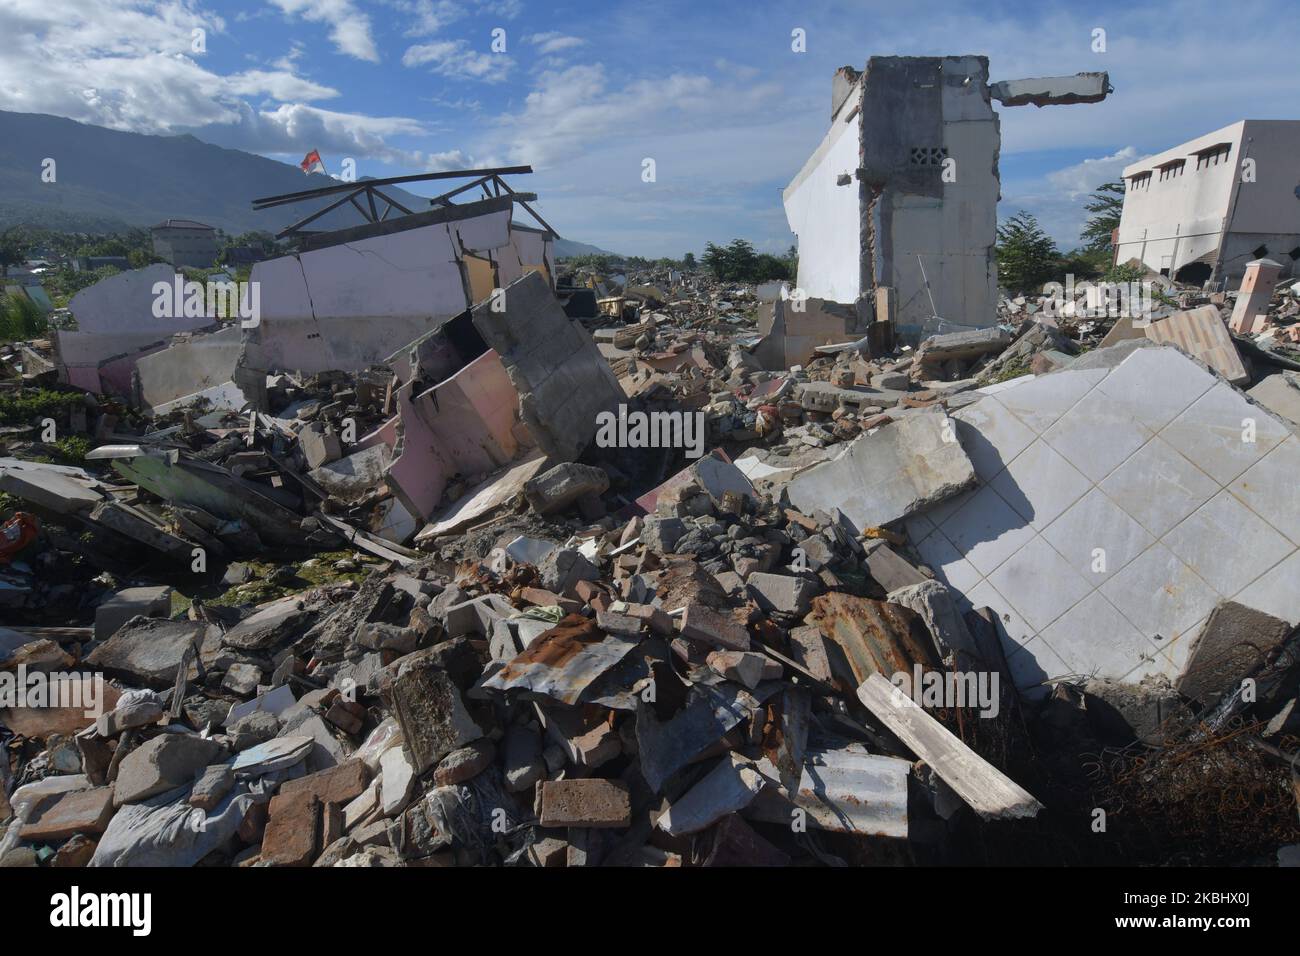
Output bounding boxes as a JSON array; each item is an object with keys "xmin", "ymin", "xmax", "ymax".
[{"xmin": 3, "ymin": 0, "xmax": 1298, "ymax": 256}]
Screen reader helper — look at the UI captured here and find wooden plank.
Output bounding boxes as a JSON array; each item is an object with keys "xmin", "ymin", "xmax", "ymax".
[{"xmin": 856, "ymin": 672, "xmax": 1042, "ymax": 821}]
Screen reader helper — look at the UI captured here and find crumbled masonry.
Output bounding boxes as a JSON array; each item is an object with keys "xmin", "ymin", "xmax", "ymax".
[{"xmin": 3, "ymin": 160, "xmax": 1300, "ymax": 871}]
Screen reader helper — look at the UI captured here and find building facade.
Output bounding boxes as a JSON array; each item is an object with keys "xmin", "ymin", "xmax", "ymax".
[
  {"xmin": 150, "ymin": 219, "xmax": 219, "ymax": 269},
  {"xmin": 1114, "ymin": 120, "xmax": 1300, "ymax": 286},
  {"xmin": 784, "ymin": 56, "xmax": 1109, "ymax": 337}
]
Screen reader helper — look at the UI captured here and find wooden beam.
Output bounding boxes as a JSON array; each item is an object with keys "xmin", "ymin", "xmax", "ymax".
[{"xmin": 856, "ymin": 672, "xmax": 1042, "ymax": 821}]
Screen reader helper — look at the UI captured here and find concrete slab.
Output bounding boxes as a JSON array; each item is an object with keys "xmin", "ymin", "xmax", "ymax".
[
  {"xmin": 784, "ymin": 407, "xmax": 976, "ymax": 533},
  {"xmin": 1248, "ymin": 372, "xmax": 1300, "ymax": 429},
  {"xmin": 94, "ymin": 586, "xmax": 173, "ymax": 640},
  {"xmin": 911, "ymin": 345, "xmax": 1300, "ymax": 696},
  {"xmin": 1144, "ymin": 306, "xmax": 1248, "ymax": 385},
  {"xmin": 471, "ymin": 271, "xmax": 624, "ymax": 462}
]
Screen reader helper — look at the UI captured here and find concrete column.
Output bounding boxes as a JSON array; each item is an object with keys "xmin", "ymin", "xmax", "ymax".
[{"xmin": 1229, "ymin": 258, "xmax": 1283, "ymax": 334}]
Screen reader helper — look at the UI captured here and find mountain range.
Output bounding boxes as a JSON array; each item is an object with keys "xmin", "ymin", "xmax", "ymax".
[{"xmin": 0, "ymin": 109, "xmax": 616, "ymax": 258}]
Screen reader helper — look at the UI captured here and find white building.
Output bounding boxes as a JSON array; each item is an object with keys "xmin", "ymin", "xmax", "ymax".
[
  {"xmin": 784, "ymin": 57, "xmax": 1109, "ymax": 337},
  {"xmin": 151, "ymin": 219, "xmax": 219, "ymax": 269},
  {"xmin": 1114, "ymin": 120, "xmax": 1300, "ymax": 286}
]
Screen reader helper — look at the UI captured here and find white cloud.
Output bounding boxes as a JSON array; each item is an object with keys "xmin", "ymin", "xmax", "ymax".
[
  {"xmin": 527, "ymin": 32, "xmax": 586, "ymax": 56},
  {"xmin": 225, "ymin": 69, "xmax": 339, "ymax": 102},
  {"xmin": 1045, "ymin": 147, "xmax": 1140, "ymax": 199},
  {"xmin": 267, "ymin": 0, "xmax": 379, "ymax": 62},
  {"xmin": 392, "ymin": 0, "xmax": 465, "ymax": 37},
  {"xmin": 0, "ymin": 0, "xmax": 421, "ymax": 166},
  {"xmin": 403, "ymin": 39, "xmax": 510, "ymax": 82},
  {"xmin": 190, "ymin": 102, "xmax": 426, "ymax": 165}
]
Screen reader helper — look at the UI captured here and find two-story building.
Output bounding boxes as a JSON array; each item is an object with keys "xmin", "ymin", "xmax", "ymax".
[{"xmin": 1114, "ymin": 120, "xmax": 1300, "ymax": 286}]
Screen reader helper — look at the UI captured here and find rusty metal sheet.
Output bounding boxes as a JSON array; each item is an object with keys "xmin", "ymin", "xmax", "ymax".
[
  {"xmin": 748, "ymin": 746, "xmax": 910, "ymax": 838},
  {"xmin": 809, "ymin": 592, "xmax": 938, "ymax": 688},
  {"xmin": 482, "ymin": 614, "xmax": 639, "ymax": 706}
]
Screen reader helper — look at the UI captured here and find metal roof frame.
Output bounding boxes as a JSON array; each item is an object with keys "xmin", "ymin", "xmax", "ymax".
[{"xmin": 251, "ymin": 166, "xmax": 559, "ymax": 241}]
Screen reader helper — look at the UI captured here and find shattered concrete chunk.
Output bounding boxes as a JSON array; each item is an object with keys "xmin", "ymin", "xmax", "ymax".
[
  {"xmin": 113, "ymin": 734, "xmax": 224, "ymax": 806},
  {"xmin": 785, "ymin": 409, "xmax": 975, "ymax": 533},
  {"xmin": 523, "ymin": 462, "xmax": 610, "ymax": 515}
]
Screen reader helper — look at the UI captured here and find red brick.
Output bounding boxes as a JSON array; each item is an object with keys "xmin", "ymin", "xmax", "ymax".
[
  {"xmin": 261, "ymin": 790, "xmax": 320, "ymax": 867},
  {"xmin": 279, "ymin": 759, "xmax": 370, "ymax": 805},
  {"xmin": 538, "ymin": 779, "xmax": 630, "ymax": 828}
]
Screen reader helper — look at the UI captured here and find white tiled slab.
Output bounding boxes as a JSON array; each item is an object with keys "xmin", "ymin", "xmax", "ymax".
[
  {"xmin": 1159, "ymin": 382, "xmax": 1288, "ymax": 484},
  {"xmin": 995, "ymin": 367, "xmax": 1109, "ymax": 434},
  {"xmin": 963, "ymin": 579, "xmax": 1036, "ymax": 651},
  {"xmin": 1229, "ymin": 434, "xmax": 1300, "ymax": 546},
  {"xmin": 1039, "ymin": 591, "xmax": 1153, "ymax": 678},
  {"xmin": 1004, "ymin": 638, "xmax": 1070, "ymax": 699},
  {"xmin": 1161, "ymin": 490, "xmax": 1294, "ymax": 598},
  {"xmin": 1042, "ymin": 386, "xmax": 1152, "ymax": 482},
  {"xmin": 1098, "ymin": 542, "xmax": 1222, "ymax": 643},
  {"xmin": 914, "ymin": 529, "xmax": 983, "ymax": 595},
  {"xmin": 987, "ymin": 534, "xmax": 1094, "ymax": 632},
  {"xmin": 936, "ymin": 484, "xmax": 1038, "ymax": 577},
  {"xmin": 1232, "ymin": 549, "xmax": 1300, "ymax": 624},
  {"xmin": 909, "ymin": 345, "xmax": 1300, "ymax": 694},
  {"xmin": 1041, "ymin": 487, "xmax": 1153, "ymax": 583},
  {"xmin": 1094, "ymin": 346, "xmax": 1216, "ymax": 431},
  {"xmin": 952, "ymin": 397, "xmax": 1036, "ymax": 481},
  {"xmin": 988, "ymin": 439, "xmax": 1092, "ymax": 531},
  {"xmin": 1099, "ymin": 435, "xmax": 1219, "ymax": 537}
]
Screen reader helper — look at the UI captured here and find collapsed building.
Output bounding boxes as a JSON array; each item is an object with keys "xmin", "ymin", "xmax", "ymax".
[
  {"xmin": 782, "ymin": 56, "xmax": 1110, "ymax": 338},
  {"xmin": 1114, "ymin": 119, "xmax": 1300, "ymax": 285},
  {"xmin": 3, "ymin": 113, "xmax": 1300, "ymax": 872}
]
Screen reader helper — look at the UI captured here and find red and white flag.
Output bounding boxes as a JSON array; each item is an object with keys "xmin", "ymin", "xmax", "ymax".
[{"xmin": 299, "ymin": 149, "xmax": 324, "ymax": 175}]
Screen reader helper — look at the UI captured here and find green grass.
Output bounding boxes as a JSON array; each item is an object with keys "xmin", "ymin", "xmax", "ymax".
[
  {"xmin": 0, "ymin": 292, "xmax": 48, "ymax": 342},
  {"xmin": 986, "ymin": 356, "xmax": 1033, "ymax": 384},
  {"xmin": 168, "ymin": 550, "xmax": 373, "ymax": 616},
  {"xmin": 0, "ymin": 388, "xmax": 85, "ymax": 426}
]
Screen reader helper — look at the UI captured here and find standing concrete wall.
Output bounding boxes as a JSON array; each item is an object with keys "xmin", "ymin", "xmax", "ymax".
[
  {"xmin": 860, "ymin": 56, "xmax": 999, "ymax": 335},
  {"xmin": 784, "ymin": 107, "xmax": 862, "ymax": 304}
]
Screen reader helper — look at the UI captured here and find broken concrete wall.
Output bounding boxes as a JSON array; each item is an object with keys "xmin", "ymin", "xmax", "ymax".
[
  {"xmin": 988, "ymin": 72, "xmax": 1109, "ymax": 107},
  {"xmin": 243, "ymin": 218, "xmax": 473, "ymax": 375},
  {"xmin": 859, "ymin": 56, "xmax": 999, "ymax": 336},
  {"xmin": 242, "ymin": 196, "xmax": 544, "ymax": 380},
  {"xmin": 385, "ymin": 348, "xmax": 525, "ymax": 521},
  {"xmin": 787, "ymin": 57, "xmax": 1108, "ymax": 338},
  {"xmin": 56, "ymin": 264, "xmax": 215, "ymax": 393},
  {"xmin": 754, "ymin": 296, "xmax": 861, "ymax": 370},
  {"xmin": 471, "ymin": 270, "xmax": 624, "ymax": 462},
  {"xmin": 496, "ymin": 224, "xmax": 554, "ymax": 288},
  {"xmin": 783, "ymin": 103, "xmax": 863, "ymax": 304},
  {"xmin": 134, "ymin": 324, "xmax": 246, "ymax": 414}
]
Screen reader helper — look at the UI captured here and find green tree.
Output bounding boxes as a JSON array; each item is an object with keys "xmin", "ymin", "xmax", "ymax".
[
  {"xmin": 218, "ymin": 230, "xmax": 278, "ymax": 265},
  {"xmin": 682, "ymin": 252, "xmax": 696, "ymax": 270},
  {"xmin": 996, "ymin": 211, "xmax": 1059, "ymax": 293},
  {"xmin": 0, "ymin": 229, "xmax": 29, "ymax": 277},
  {"xmin": 1081, "ymin": 181, "xmax": 1124, "ymax": 251},
  {"xmin": 702, "ymin": 239, "xmax": 793, "ymax": 282}
]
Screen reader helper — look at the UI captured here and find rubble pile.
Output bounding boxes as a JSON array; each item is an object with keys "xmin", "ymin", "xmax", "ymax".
[{"xmin": 4, "ymin": 210, "xmax": 1300, "ymax": 870}]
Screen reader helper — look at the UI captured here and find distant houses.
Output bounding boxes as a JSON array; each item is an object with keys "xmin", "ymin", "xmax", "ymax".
[{"xmin": 73, "ymin": 255, "xmax": 130, "ymax": 272}]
